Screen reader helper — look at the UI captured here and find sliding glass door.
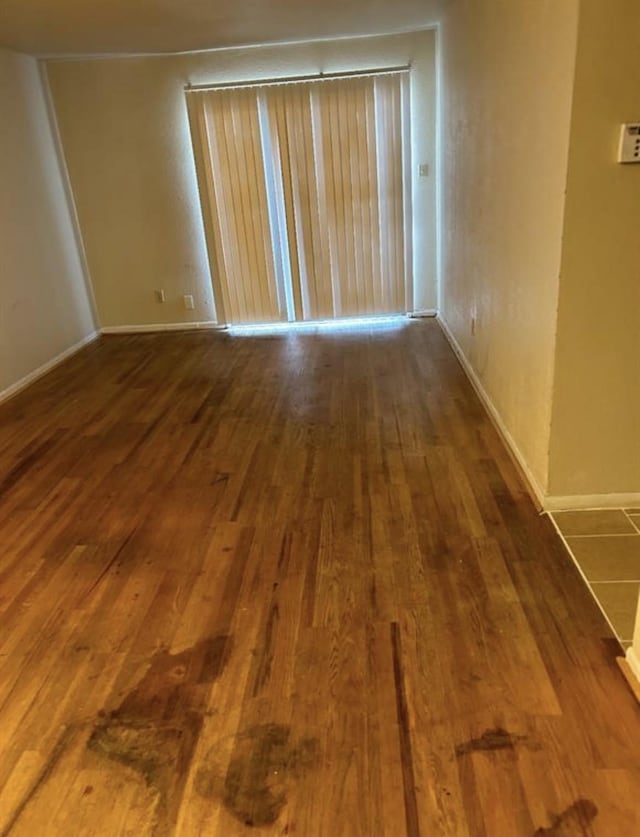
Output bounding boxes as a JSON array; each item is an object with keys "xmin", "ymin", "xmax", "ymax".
[{"xmin": 188, "ymin": 71, "xmax": 410, "ymax": 326}]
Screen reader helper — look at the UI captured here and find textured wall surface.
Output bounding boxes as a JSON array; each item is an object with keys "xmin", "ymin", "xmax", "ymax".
[{"xmin": 438, "ymin": 0, "xmax": 579, "ymax": 493}]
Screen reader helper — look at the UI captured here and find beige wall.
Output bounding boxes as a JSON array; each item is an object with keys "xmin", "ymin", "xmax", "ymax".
[
  {"xmin": 0, "ymin": 48, "xmax": 95, "ymax": 398},
  {"xmin": 548, "ymin": 0, "xmax": 640, "ymax": 499},
  {"xmin": 437, "ymin": 0, "xmax": 579, "ymax": 495},
  {"xmin": 45, "ymin": 30, "xmax": 437, "ymax": 329}
]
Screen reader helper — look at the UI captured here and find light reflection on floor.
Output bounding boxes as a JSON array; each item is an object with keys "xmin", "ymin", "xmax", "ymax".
[{"xmin": 226, "ymin": 315, "xmax": 410, "ymax": 336}]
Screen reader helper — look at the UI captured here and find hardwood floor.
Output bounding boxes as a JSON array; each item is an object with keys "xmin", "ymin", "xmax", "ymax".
[{"xmin": 0, "ymin": 319, "xmax": 637, "ymax": 836}]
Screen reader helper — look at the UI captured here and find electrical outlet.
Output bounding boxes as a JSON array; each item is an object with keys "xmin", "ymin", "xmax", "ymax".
[
  {"xmin": 155, "ymin": 289, "xmax": 165, "ymax": 303},
  {"xmin": 419, "ymin": 163, "xmax": 429, "ymax": 177},
  {"xmin": 183, "ymin": 294, "xmax": 195, "ymax": 310}
]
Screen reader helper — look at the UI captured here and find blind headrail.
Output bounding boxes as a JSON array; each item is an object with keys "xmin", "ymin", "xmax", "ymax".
[{"xmin": 184, "ymin": 65, "xmax": 410, "ymax": 94}]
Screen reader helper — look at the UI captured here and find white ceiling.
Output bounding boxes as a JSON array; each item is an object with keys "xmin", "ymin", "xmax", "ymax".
[{"xmin": 0, "ymin": 0, "xmax": 440, "ymax": 57}]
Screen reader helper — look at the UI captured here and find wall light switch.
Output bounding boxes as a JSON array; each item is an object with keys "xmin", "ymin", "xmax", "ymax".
[
  {"xmin": 419, "ymin": 163, "xmax": 429, "ymax": 177},
  {"xmin": 155, "ymin": 289, "xmax": 165, "ymax": 303},
  {"xmin": 617, "ymin": 123, "xmax": 640, "ymax": 163},
  {"xmin": 183, "ymin": 294, "xmax": 195, "ymax": 310}
]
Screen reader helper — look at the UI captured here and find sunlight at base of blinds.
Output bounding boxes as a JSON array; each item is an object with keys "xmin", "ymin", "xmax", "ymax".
[{"xmin": 227, "ymin": 314, "xmax": 409, "ymax": 335}]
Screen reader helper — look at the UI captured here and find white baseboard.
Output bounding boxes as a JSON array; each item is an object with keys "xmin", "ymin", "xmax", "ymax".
[
  {"xmin": 0, "ymin": 331, "xmax": 99, "ymax": 406},
  {"xmin": 100, "ymin": 321, "xmax": 223, "ymax": 334},
  {"xmin": 626, "ymin": 646, "xmax": 640, "ymax": 683},
  {"xmin": 409, "ymin": 309, "xmax": 437, "ymax": 318},
  {"xmin": 437, "ymin": 315, "xmax": 545, "ymax": 508},
  {"xmin": 543, "ymin": 493, "xmax": 640, "ymax": 512}
]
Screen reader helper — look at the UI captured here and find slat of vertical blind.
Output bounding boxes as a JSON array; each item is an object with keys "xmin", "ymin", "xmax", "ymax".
[
  {"xmin": 363, "ymin": 80, "xmax": 383, "ymax": 312},
  {"xmin": 384, "ymin": 75, "xmax": 405, "ymax": 310},
  {"xmin": 266, "ymin": 88, "xmax": 303, "ymax": 320}
]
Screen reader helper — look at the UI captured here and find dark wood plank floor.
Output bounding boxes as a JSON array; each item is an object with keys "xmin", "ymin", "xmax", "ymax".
[{"xmin": 0, "ymin": 320, "xmax": 638, "ymax": 836}]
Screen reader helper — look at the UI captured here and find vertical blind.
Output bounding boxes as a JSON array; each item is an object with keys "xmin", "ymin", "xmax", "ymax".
[{"xmin": 188, "ymin": 71, "xmax": 410, "ymax": 325}]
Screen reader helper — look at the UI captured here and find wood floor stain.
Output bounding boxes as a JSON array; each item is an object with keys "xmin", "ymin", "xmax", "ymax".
[
  {"xmin": 533, "ymin": 798, "xmax": 599, "ymax": 836},
  {"xmin": 195, "ymin": 724, "xmax": 319, "ymax": 827},
  {"xmin": 87, "ymin": 636, "xmax": 232, "ymax": 834},
  {"xmin": 454, "ymin": 727, "xmax": 533, "ymax": 757}
]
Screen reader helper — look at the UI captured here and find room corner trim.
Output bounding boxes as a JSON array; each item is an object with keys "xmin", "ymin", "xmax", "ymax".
[
  {"xmin": 619, "ymin": 648, "xmax": 640, "ymax": 704},
  {"xmin": 0, "ymin": 331, "xmax": 99, "ymax": 407},
  {"xmin": 626, "ymin": 646, "xmax": 640, "ymax": 680},
  {"xmin": 436, "ymin": 314, "xmax": 546, "ymax": 509},
  {"xmin": 409, "ymin": 309, "xmax": 437, "ymax": 318}
]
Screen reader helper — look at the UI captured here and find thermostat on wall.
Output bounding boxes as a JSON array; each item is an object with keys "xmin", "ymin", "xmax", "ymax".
[{"xmin": 617, "ymin": 123, "xmax": 640, "ymax": 163}]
